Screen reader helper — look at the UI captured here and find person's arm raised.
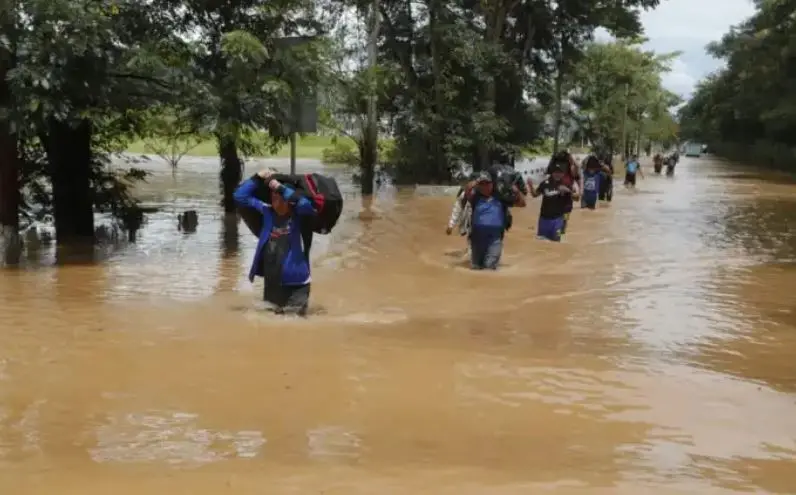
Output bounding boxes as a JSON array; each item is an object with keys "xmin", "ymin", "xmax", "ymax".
[{"xmin": 233, "ymin": 169, "xmax": 273, "ymax": 214}]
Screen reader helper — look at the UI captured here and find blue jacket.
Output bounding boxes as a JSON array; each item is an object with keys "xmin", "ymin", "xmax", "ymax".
[{"xmin": 233, "ymin": 178, "xmax": 316, "ymax": 284}]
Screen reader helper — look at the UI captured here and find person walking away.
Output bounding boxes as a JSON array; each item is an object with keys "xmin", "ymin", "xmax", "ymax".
[
  {"xmin": 665, "ymin": 154, "xmax": 676, "ymax": 176},
  {"xmin": 545, "ymin": 151, "xmax": 580, "ymax": 234},
  {"xmin": 465, "ymin": 171, "xmax": 525, "ymax": 269},
  {"xmin": 234, "ymin": 169, "xmax": 317, "ymax": 316},
  {"xmin": 599, "ymin": 152, "xmax": 614, "ymax": 201},
  {"xmin": 581, "ymin": 155, "xmax": 607, "ymax": 209},
  {"xmin": 653, "ymin": 153, "xmax": 663, "ymax": 174},
  {"xmin": 528, "ymin": 162, "xmax": 574, "ymax": 242},
  {"xmin": 624, "ymin": 154, "xmax": 643, "ymax": 188}
]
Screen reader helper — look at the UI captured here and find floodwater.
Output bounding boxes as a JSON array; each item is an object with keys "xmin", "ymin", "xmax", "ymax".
[{"xmin": 1, "ymin": 155, "xmax": 796, "ymax": 494}]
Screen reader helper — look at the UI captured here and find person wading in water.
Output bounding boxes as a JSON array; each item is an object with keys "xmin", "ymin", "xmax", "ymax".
[
  {"xmin": 528, "ymin": 156, "xmax": 577, "ymax": 242},
  {"xmin": 624, "ymin": 154, "xmax": 644, "ymax": 189},
  {"xmin": 546, "ymin": 150, "xmax": 581, "ymax": 234},
  {"xmin": 463, "ymin": 171, "xmax": 525, "ymax": 269},
  {"xmin": 446, "ymin": 179, "xmax": 473, "ymax": 254},
  {"xmin": 581, "ymin": 155, "xmax": 609, "ymax": 209},
  {"xmin": 234, "ymin": 169, "xmax": 317, "ymax": 316}
]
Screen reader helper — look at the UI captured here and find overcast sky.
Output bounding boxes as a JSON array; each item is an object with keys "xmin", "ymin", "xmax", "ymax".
[{"xmin": 635, "ymin": 0, "xmax": 756, "ymax": 99}]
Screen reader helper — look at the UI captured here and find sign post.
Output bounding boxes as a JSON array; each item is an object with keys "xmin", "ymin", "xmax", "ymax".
[{"xmin": 275, "ymin": 36, "xmax": 319, "ymax": 175}]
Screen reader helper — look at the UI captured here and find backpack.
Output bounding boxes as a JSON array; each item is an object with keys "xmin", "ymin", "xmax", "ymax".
[{"xmin": 239, "ymin": 173, "xmax": 344, "ymax": 260}]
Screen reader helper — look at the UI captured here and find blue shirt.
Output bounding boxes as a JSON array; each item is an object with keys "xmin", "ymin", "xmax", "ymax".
[
  {"xmin": 626, "ymin": 161, "xmax": 639, "ymax": 174},
  {"xmin": 470, "ymin": 193, "xmax": 505, "ymax": 237},
  {"xmin": 233, "ymin": 178, "xmax": 317, "ymax": 285},
  {"xmin": 583, "ymin": 169, "xmax": 601, "ymax": 198}
]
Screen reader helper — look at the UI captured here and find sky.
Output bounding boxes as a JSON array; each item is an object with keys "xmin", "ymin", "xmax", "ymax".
[{"xmin": 608, "ymin": 0, "xmax": 757, "ymax": 100}]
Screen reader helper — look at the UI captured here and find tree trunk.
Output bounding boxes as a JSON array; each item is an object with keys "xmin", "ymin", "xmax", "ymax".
[
  {"xmin": 219, "ymin": 137, "xmax": 243, "ymax": 213},
  {"xmin": 0, "ymin": 28, "xmax": 21, "ymax": 264},
  {"xmin": 361, "ymin": 0, "xmax": 380, "ymax": 195},
  {"xmin": 552, "ymin": 67, "xmax": 564, "ymax": 153},
  {"xmin": 45, "ymin": 119, "xmax": 94, "ymax": 244},
  {"xmin": 0, "ymin": 78, "xmax": 19, "ymax": 231},
  {"xmin": 429, "ymin": 0, "xmax": 447, "ymax": 181},
  {"xmin": 476, "ymin": 6, "xmax": 507, "ymax": 172}
]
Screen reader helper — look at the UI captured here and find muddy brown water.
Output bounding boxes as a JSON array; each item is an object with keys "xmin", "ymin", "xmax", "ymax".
[{"xmin": 1, "ymin": 155, "xmax": 796, "ymax": 494}]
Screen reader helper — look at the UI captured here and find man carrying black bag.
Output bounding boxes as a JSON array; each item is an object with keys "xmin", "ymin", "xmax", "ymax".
[{"xmin": 234, "ymin": 169, "xmax": 317, "ymax": 316}]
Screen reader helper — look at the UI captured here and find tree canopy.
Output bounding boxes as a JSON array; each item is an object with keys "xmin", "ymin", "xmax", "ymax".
[
  {"xmin": 678, "ymin": 0, "xmax": 796, "ymax": 168},
  {"xmin": 1, "ymin": 0, "xmax": 675, "ymax": 256}
]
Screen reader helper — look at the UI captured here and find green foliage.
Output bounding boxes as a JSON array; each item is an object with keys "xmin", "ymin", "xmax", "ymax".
[
  {"xmin": 319, "ymin": 0, "xmax": 662, "ymax": 184},
  {"xmin": 321, "ymin": 138, "xmax": 358, "ymax": 167},
  {"xmin": 679, "ymin": 0, "xmax": 796, "ymax": 168},
  {"xmin": 569, "ymin": 40, "xmax": 680, "ymax": 152}
]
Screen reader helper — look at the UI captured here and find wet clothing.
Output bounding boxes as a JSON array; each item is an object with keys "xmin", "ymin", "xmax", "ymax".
[
  {"xmin": 470, "ymin": 236, "xmax": 502, "ymax": 269},
  {"xmin": 599, "ymin": 173, "xmax": 613, "ymax": 201},
  {"xmin": 469, "ymin": 192, "xmax": 505, "ymax": 269},
  {"xmin": 561, "ymin": 212, "xmax": 571, "ymax": 234},
  {"xmin": 470, "ymin": 192, "xmax": 505, "ymax": 236},
  {"xmin": 624, "ymin": 160, "xmax": 639, "ymax": 187},
  {"xmin": 264, "ymin": 283, "xmax": 310, "ymax": 316},
  {"xmin": 233, "ymin": 177, "xmax": 317, "ymax": 312},
  {"xmin": 582, "ymin": 169, "xmax": 601, "ymax": 208},
  {"xmin": 537, "ymin": 216, "xmax": 565, "ymax": 242},
  {"xmin": 534, "ymin": 178, "xmax": 570, "ymax": 242},
  {"xmin": 535, "ymin": 179, "xmax": 571, "ymax": 220},
  {"xmin": 448, "ymin": 188, "xmax": 471, "ymax": 236},
  {"xmin": 546, "ymin": 161, "xmax": 578, "ymax": 214}
]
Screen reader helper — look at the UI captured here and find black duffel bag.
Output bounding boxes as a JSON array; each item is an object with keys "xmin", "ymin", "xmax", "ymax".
[{"xmin": 238, "ymin": 172, "xmax": 344, "ymax": 260}]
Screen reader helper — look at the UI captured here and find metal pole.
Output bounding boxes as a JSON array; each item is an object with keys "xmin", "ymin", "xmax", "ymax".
[
  {"xmin": 289, "ymin": 131, "xmax": 297, "ymax": 175},
  {"xmin": 620, "ymin": 82, "xmax": 629, "ymax": 162}
]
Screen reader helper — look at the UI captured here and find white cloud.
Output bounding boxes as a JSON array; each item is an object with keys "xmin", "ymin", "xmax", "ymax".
[
  {"xmin": 638, "ymin": 0, "xmax": 756, "ymax": 98},
  {"xmin": 660, "ymin": 58, "xmax": 696, "ymax": 97}
]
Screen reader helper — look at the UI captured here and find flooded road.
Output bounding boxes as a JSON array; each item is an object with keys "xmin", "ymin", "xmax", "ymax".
[{"xmin": 1, "ymin": 156, "xmax": 796, "ymax": 494}]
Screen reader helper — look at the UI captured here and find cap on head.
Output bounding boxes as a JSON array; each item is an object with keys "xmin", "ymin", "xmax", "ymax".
[{"xmin": 476, "ymin": 171, "xmax": 492, "ymax": 183}]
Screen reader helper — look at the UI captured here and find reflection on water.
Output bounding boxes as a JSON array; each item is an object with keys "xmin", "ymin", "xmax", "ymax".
[{"xmin": 1, "ymin": 155, "xmax": 796, "ymax": 494}]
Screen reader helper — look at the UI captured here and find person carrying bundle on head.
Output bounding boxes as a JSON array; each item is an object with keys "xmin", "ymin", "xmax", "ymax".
[{"xmin": 234, "ymin": 169, "xmax": 317, "ymax": 316}]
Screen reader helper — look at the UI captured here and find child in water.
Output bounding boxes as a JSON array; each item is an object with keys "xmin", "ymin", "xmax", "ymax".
[
  {"xmin": 528, "ymin": 161, "xmax": 577, "ymax": 242},
  {"xmin": 234, "ymin": 169, "xmax": 317, "ymax": 316}
]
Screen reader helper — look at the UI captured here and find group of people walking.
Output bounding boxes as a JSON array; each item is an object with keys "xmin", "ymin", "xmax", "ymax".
[
  {"xmin": 447, "ymin": 150, "xmax": 654, "ymax": 270},
  {"xmin": 653, "ymin": 151, "xmax": 680, "ymax": 176},
  {"xmin": 230, "ymin": 150, "xmax": 671, "ymax": 316}
]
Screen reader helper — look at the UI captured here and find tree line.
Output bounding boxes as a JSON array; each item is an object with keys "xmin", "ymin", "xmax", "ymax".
[
  {"xmin": 0, "ymin": 0, "xmax": 679, "ymax": 257},
  {"xmin": 678, "ymin": 0, "xmax": 796, "ymax": 169}
]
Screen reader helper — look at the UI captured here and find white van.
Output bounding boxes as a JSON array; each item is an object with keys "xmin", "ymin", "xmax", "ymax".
[{"xmin": 684, "ymin": 143, "xmax": 702, "ymax": 158}]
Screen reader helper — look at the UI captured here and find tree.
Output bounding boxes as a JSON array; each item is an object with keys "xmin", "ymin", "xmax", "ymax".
[
  {"xmin": 3, "ymin": 0, "xmax": 188, "ymax": 244},
  {"xmin": 570, "ymin": 40, "xmax": 680, "ymax": 155},
  {"xmin": 139, "ymin": 108, "xmax": 209, "ymax": 171},
  {"xmin": 679, "ymin": 0, "xmax": 796, "ymax": 168},
  {"xmin": 156, "ymin": 0, "xmax": 327, "ymax": 212}
]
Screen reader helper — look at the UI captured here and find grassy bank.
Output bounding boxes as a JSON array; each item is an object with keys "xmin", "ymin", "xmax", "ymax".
[{"xmin": 125, "ymin": 134, "xmax": 356, "ymax": 160}]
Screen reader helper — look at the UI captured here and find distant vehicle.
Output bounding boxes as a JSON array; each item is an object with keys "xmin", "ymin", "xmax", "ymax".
[{"xmin": 684, "ymin": 143, "xmax": 702, "ymax": 157}]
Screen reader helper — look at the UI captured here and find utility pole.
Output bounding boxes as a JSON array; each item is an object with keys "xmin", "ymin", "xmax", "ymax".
[{"xmin": 620, "ymin": 82, "xmax": 629, "ymax": 162}]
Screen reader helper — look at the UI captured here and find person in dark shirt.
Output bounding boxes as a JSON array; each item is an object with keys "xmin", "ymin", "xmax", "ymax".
[
  {"xmin": 599, "ymin": 153, "xmax": 614, "ymax": 201},
  {"xmin": 233, "ymin": 169, "xmax": 317, "ymax": 316},
  {"xmin": 545, "ymin": 151, "xmax": 580, "ymax": 234},
  {"xmin": 527, "ymin": 163, "xmax": 575, "ymax": 242}
]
